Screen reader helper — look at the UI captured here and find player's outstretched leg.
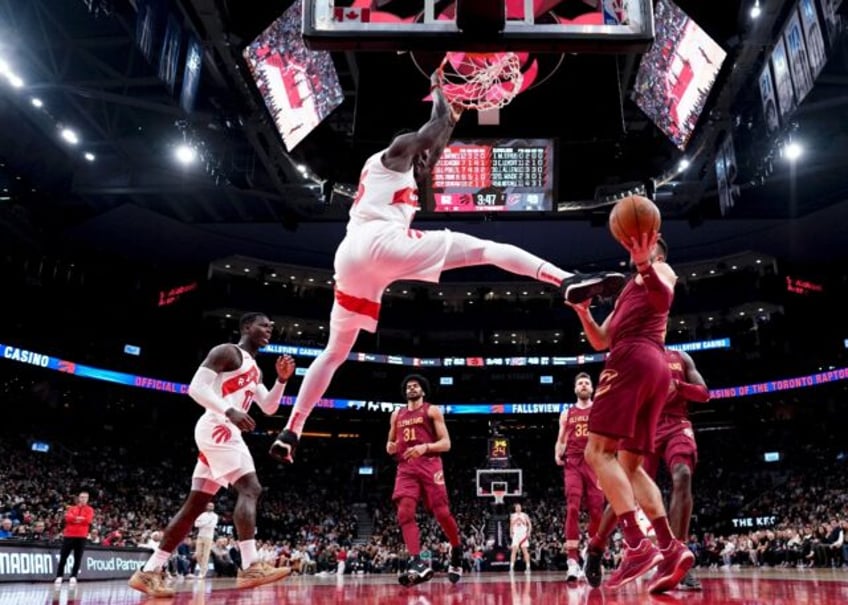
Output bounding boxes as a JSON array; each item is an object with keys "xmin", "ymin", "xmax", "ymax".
[
  {"xmin": 441, "ymin": 232, "xmax": 625, "ymax": 304},
  {"xmin": 270, "ymin": 327, "xmax": 360, "ymax": 463}
]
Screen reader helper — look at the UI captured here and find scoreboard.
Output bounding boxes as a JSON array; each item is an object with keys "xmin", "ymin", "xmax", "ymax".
[{"xmin": 429, "ymin": 138, "xmax": 555, "ymax": 212}]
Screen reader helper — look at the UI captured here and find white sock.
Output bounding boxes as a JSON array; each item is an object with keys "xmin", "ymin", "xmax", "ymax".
[
  {"xmin": 239, "ymin": 540, "xmax": 257, "ymax": 569},
  {"xmin": 535, "ymin": 261, "xmax": 570, "ymax": 286},
  {"xmin": 143, "ymin": 549, "xmax": 171, "ymax": 572}
]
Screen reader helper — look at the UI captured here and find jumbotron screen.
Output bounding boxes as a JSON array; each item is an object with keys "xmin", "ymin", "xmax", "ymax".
[
  {"xmin": 428, "ymin": 139, "xmax": 555, "ymax": 212},
  {"xmin": 242, "ymin": 2, "xmax": 344, "ymax": 151},
  {"xmin": 632, "ymin": 0, "xmax": 726, "ymax": 150}
]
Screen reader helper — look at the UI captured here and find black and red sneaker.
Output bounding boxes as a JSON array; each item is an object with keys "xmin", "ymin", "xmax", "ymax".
[
  {"xmin": 269, "ymin": 429, "xmax": 299, "ymax": 463},
  {"xmin": 561, "ymin": 272, "xmax": 627, "ymax": 305}
]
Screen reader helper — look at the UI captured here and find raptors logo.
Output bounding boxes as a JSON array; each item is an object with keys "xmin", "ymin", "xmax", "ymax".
[
  {"xmin": 433, "ymin": 471, "xmax": 445, "ymax": 486},
  {"xmin": 594, "ymin": 369, "xmax": 619, "ymax": 398},
  {"xmin": 212, "ymin": 424, "xmax": 232, "ymax": 444}
]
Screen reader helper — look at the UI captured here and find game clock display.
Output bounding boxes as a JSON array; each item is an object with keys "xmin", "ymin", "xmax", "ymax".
[{"xmin": 429, "ymin": 138, "xmax": 555, "ymax": 212}]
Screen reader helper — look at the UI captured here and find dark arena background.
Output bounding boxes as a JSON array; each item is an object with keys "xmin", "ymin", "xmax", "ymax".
[{"xmin": 1, "ymin": 0, "xmax": 848, "ymax": 603}]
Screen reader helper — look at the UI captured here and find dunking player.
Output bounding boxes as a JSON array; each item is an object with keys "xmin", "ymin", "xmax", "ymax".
[
  {"xmin": 509, "ymin": 503, "xmax": 532, "ymax": 573},
  {"xmin": 555, "ymin": 372, "xmax": 605, "ymax": 582},
  {"xmin": 584, "ymin": 348, "xmax": 710, "ymax": 590},
  {"xmin": 387, "ymin": 375, "xmax": 463, "ymax": 586},
  {"xmin": 269, "ymin": 69, "xmax": 624, "ymax": 462},
  {"xmin": 129, "ymin": 313, "xmax": 293, "ymax": 597},
  {"xmin": 567, "ymin": 233, "xmax": 694, "ymax": 593}
]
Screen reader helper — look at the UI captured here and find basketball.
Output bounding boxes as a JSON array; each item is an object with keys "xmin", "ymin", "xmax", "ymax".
[{"xmin": 608, "ymin": 195, "xmax": 661, "ymax": 245}]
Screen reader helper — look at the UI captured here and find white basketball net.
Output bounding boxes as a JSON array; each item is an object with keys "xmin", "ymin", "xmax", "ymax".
[
  {"xmin": 438, "ymin": 52, "xmax": 524, "ymax": 112},
  {"xmin": 492, "ymin": 489, "xmax": 507, "ymax": 505}
]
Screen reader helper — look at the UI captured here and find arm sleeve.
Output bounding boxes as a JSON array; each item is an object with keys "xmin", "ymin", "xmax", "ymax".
[
  {"xmin": 65, "ymin": 508, "xmax": 77, "ymax": 525},
  {"xmin": 187, "ymin": 367, "xmax": 232, "ymax": 415},
  {"xmin": 254, "ymin": 380, "xmax": 287, "ymax": 415},
  {"xmin": 638, "ymin": 263, "xmax": 674, "ymax": 311}
]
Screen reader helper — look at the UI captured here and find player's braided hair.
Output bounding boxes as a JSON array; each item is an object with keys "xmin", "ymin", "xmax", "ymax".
[{"xmin": 401, "ymin": 374, "xmax": 431, "ymax": 400}]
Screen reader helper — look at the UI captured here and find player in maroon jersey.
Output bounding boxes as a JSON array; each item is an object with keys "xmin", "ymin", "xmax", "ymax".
[
  {"xmin": 644, "ymin": 348, "xmax": 709, "ymax": 589},
  {"xmin": 555, "ymin": 372, "xmax": 605, "ymax": 582},
  {"xmin": 386, "ymin": 374, "xmax": 463, "ymax": 586},
  {"xmin": 567, "ymin": 233, "xmax": 694, "ymax": 593},
  {"xmin": 583, "ymin": 347, "xmax": 710, "ymax": 590}
]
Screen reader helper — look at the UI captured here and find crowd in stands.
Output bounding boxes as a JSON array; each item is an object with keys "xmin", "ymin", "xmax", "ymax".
[{"xmin": 2, "ymin": 395, "xmax": 847, "ymax": 579}]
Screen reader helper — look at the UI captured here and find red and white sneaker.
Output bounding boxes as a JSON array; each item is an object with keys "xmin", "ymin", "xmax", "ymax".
[
  {"xmin": 604, "ymin": 539, "xmax": 662, "ymax": 590},
  {"xmin": 648, "ymin": 541, "xmax": 695, "ymax": 594}
]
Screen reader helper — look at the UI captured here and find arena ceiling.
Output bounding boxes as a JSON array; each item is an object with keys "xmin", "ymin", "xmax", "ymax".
[{"xmin": 1, "ymin": 0, "xmax": 848, "ymax": 271}]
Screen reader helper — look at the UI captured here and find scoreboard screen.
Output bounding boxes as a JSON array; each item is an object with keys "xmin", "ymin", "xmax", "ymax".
[{"xmin": 428, "ymin": 138, "xmax": 555, "ymax": 212}]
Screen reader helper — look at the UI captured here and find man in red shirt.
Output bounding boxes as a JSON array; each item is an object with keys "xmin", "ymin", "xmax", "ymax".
[{"xmin": 54, "ymin": 491, "xmax": 94, "ymax": 588}]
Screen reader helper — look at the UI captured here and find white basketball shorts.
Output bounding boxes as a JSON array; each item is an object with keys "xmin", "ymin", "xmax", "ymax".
[
  {"xmin": 331, "ymin": 223, "xmax": 453, "ymax": 333},
  {"xmin": 511, "ymin": 528, "xmax": 529, "ymax": 549},
  {"xmin": 192, "ymin": 415, "xmax": 256, "ymax": 489}
]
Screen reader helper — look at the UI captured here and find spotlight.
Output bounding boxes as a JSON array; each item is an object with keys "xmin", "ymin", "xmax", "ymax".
[
  {"xmin": 60, "ymin": 128, "xmax": 79, "ymax": 145},
  {"xmin": 678, "ymin": 158, "xmax": 690, "ymax": 172},
  {"xmin": 84, "ymin": 152, "xmax": 95, "ymax": 162},
  {"xmin": 175, "ymin": 144, "xmax": 197, "ymax": 165},
  {"xmin": 750, "ymin": 1, "xmax": 761, "ymax": 19},
  {"xmin": 7, "ymin": 74, "xmax": 23, "ymax": 88},
  {"xmin": 31, "ymin": 98, "xmax": 43, "ymax": 108},
  {"xmin": 784, "ymin": 142, "xmax": 803, "ymax": 161}
]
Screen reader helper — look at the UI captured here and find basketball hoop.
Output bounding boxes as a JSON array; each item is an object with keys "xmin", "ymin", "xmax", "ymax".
[
  {"xmin": 492, "ymin": 488, "xmax": 507, "ymax": 505},
  {"xmin": 436, "ymin": 52, "xmax": 524, "ymax": 112}
]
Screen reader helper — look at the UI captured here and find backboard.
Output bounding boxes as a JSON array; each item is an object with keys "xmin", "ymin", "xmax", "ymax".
[
  {"xmin": 476, "ymin": 468, "xmax": 523, "ymax": 499},
  {"xmin": 303, "ymin": 1, "xmax": 655, "ymax": 53}
]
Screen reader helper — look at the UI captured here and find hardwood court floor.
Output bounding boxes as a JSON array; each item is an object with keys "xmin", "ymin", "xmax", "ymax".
[{"xmin": 6, "ymin": 568, "xmax": 848, "ymax": 605}]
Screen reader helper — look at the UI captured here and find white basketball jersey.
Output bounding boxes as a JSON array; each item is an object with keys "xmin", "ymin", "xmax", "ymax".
[
  {"xmin": 200, "ymin": 346, "xmax": 261, "ymax": 423},
  {"xmin": 511, "ymin": 512, "xmax": 530, "ymax": 530},
  {"xmin": 347, "ymin": 151, "xmax": 420, "ymax": 229}
]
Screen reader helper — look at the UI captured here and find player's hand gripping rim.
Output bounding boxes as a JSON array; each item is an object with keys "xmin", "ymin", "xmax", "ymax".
[{"xmin": 431, "ymin": 59, "xmax": 463, "ymax": 124}]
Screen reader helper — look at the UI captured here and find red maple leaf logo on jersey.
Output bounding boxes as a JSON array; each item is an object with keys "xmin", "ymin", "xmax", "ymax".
[{"xmin": 212, "ymin": 425, "xmax": 232, "ymax": 444}]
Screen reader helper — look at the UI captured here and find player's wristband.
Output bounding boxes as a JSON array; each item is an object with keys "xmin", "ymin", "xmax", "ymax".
[{"xmin": 425, "ymin": 443, "xmax": 430, "ymax": 453}]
